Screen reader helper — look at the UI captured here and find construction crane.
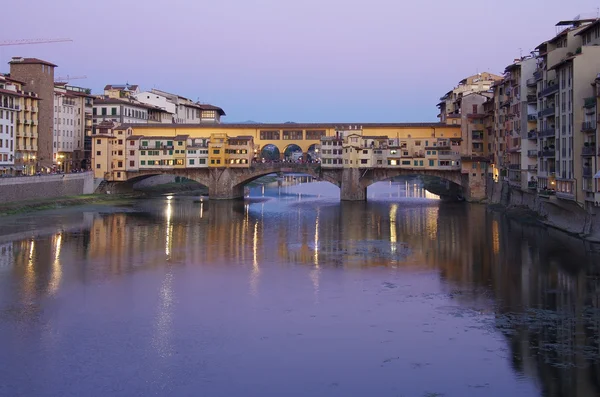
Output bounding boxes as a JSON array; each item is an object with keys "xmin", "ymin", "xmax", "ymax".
[
  {"xmin": 0, "ymin": 38, "xmax": 73, "ymax": 47},
  {"xmin": 55, "ymin": 75, "xmax": 87, "ymax": 82}
]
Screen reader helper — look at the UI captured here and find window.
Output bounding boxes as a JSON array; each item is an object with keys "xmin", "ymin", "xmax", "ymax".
[
  {"xmin": 176, "ymin": 159, "xmax": 184, "ymax": 165},
  {"xmin": 141, "ymin": 160, "xmax": 146, "ymax": 165},
  {"xmin": 141, "ymin": 141, "xmax": 148, "ymax": 147},
  {"xmin": 96, "ymin": 151, "xmax": 101, "ymax": 155},
  {"xmin": 360, "ymin": 159, "xmax": 368, "ymax": 164},
  {"xmin": 199, "ymin": 159, "xmax": 206, "ymax": 164},
  {"xmin": 414, "ymin": 160, "xmax": 418, "ymax": 166},
  {"xmin": 141, "ymin": 151, "xmax": 146, "ymax": 155},
  {"xmin": 213, "ymin": 149, "xmax": 220, "ymax": 154},
  {"xmin": 101, "ymin": 107, "xmax": 107, "ymax": 115},
  {"xmin": 211, "ymin": 159, "xmax": 215, "ymax": 164},
  {"xmin": 130, "ymin": 140, "xmax": 135, "ymax": 146},
  {"xmin": 362, "ymin": 150, "xmax": 368, "ymax": 154},
  {"xmin": 283, "ymin": 130, "xmax": 303, "ymax": 140},
  {"xmin": 306, "ymin": 130, "xmax": 325, "ymax": 140},
  {"xmin": 117, "ymin": 161, "xmax": 123, "ymax": 168},
  {"xmin": 178, "ymin": 141, "xmax": 183, "ymax": 146},
  {"xmin": 129, "ymin": 150, "xmax": 134, "ymax": 156},
  {"xmin": 96, "ymin": 164, "xmax": 100, "ymax": 169},
  {"xmin": 129, "ymin": 161, "xmax": 134, "ymax": 167},
  {"xmin": 169, "ymin": 150, "xmax": 173, "ymax": 155},
  {"xmin": 429, "ymin": 160, "xmax": 434, "ymax": 166},
  {"xmin": 96, "ymin": 139, "xmax": 101, "ymax": 144},
  {"xmin": 260, "ymin": 130, "xmax": 280, "ymax": 140},
  {"xmin": 111, "ymin": 108, "xmax": 117, "ymax": 116},
  {"xmin": 472, "ymin": 104, "xmax": 478, "ymax": 114},
  {"xmin": 189, "ymin": 159, "xmax": 195, "ymax": 165}
]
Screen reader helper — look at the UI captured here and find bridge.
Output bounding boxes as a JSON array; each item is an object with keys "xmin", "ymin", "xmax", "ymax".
[{"xmin": 120, "ymin": 163, "xmax": 483, "ymax": 201}]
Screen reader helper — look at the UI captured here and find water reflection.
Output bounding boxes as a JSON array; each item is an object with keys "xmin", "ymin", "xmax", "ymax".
[{"xmin": 0, "ymin": 179, "xmax": 600, "ymax": 396}]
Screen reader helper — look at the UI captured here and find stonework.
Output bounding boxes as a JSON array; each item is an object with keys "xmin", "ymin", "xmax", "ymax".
[{"xmin": 0, "ymin": 172, "xmax": 94, "ymax": 203}]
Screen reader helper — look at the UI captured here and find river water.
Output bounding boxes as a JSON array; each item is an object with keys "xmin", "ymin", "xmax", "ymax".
[{"xmin": 0, "ymin": 175, "xmax": 599, "ymax": 397}]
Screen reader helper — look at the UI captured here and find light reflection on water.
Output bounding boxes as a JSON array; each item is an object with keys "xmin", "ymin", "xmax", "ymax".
[{"xmin": 0, "ymin": 176, "xmax": 599, "ymax": 397}]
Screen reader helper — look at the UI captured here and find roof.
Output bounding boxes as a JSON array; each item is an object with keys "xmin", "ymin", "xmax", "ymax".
[
  {"xmin": 174, "ymin": 135, "xmax": 189, "ymax": 141},
  {"xmin": 197, "ymin": 103, "xmax": 226, "ymax": 115},
  {"xmin": 0, "ymin": 88, "xmax": 24, "ymax": 97},
  {"xmin": 574, "ymin": 19, "xmax": 600, "ymax": 36},
  {"xmin": 1, "ymin": 74, "xmax": 26, "ymax": 85},
  {"xmin": 120, "ymin": 122, "xmax": 459, "ymax": 130},
  {"xmin": 104, "ymin": 84, "xmax": 139, "ymax": 91},
  {"xmin": 504, "ymin": 62, "xmax": 521, "ymax": 72},
  {"xmin": 9, "ymin": 57, "xmax": 57, "ymax": 67},
  {"xmin": 126, "ymin": 135, "xmax": 143, "ymax": 140},
  {"xmin": 94, "ymin": 97, "xmax": 158, "ymax": 110}
]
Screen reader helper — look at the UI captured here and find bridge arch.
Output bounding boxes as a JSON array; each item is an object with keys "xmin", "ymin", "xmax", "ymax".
[
  {"xmin": 229, "ymin": 164, "xmax": 342, "ymax": 194},
  {"xmin": 283, "ymin": 144, "xmax": 303, "ymax": 160},
  {"xmin": 260, "ymin": 144, "xmax": 280, "ymax": 161}
]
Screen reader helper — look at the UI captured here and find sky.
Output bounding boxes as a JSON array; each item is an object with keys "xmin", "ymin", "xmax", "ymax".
[{"xmin": 2, "ymin": 0, "xmax": 600, "ymax": 123}]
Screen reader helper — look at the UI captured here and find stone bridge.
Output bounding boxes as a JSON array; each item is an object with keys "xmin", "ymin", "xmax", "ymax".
[{"xmin": 123, "ymin": 163, "xmax": 484, "ymax": 201}]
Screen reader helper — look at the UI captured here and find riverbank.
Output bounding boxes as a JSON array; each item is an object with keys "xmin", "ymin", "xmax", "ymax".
[
  {"xmin": 0, "ymin": 194, "xmax": 139, "ymax": 217},
  {"xmin": 487, "ymin": 178, "xmax": 600, "ymax": 242}
]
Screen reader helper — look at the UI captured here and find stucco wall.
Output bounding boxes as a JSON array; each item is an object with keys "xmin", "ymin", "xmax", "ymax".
[{"xmin": 0, "ymin": 172, "xmax": 94, "ymax": 203}]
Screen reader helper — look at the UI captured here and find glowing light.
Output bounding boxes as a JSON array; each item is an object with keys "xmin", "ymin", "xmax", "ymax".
[
  {"xmin": 166, "ymin": 195, "xmax": 173, "ymax": 200},
  {"xmin": 492, "ymin": 220, "xmax": 500, "ymax": 254},
  {"xmin": 200, "ymin": 202, "xmax": 204, "ymax": 218}
]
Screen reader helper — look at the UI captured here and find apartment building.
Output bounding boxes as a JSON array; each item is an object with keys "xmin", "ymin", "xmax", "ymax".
[
  {"xmin": 53, "ymin": 85, "xmax": 77, "ymax": 172},
  {"xmin": 134, "ymin": 89, "xmax": 225, "ymax": 124},
  {"xmin": 9, "ymin": 57, "xmax": 56, "ymax": 172},
  {"xmin": 0, "ymin": 78, "xmax": 19, "ymax": 174},
  {"xmin": 63, "ymin": 85, "xmax": 94, "ymax": 169},
  {"xmin": 493, "ymin": 58, "xmax": 538, "ymax": 189},
  {"xmin": 583, "ymin": 75, "xmax": 599, "ymax": 205}
]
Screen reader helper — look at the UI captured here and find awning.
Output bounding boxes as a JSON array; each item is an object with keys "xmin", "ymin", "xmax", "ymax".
[{"xmin": 594, "ymin": 170, "xmax": 600, "ymax": 179}]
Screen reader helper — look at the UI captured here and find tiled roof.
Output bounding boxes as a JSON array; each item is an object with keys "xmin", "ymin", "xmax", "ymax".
[
  {"xmin": 121, "ymin": 122, "xmax": 458, "ymax": 130},
  {"xmin": 9, "ymin": 57, "xmax": 57, "ymax": 67}
]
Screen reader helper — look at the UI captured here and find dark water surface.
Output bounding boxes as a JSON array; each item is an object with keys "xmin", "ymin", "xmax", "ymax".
[{"xmin": 1, "ymin": 176, "xmax": 600, "ymax": 397}]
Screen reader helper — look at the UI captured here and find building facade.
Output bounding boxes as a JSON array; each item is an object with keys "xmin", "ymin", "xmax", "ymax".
[
  {"xmin": 9, "ymin": 57, "xmax": 56, "ymax": 172},
  {"xmin": 134, "ymin": 89, "xmax": 225, "ymax": 124},
  {"xmin": 0, "ymin": 78, "xmax": 19, "ymax": 174}
]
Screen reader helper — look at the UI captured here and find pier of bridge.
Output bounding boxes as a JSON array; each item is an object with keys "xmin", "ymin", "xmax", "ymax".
[{"xmin": 119, "ymin": 163, "xmax": 486, "ymax": 202}]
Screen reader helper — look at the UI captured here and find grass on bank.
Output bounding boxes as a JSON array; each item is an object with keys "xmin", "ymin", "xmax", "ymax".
[{"xmin": 0, "ymin": 194, "xmax": 137, "ymax": 217}]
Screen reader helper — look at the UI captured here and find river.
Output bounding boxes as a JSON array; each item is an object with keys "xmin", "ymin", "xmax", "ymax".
[{"xmin": 0, "ymin": 175, "xmax": 599, "ymax": 397}]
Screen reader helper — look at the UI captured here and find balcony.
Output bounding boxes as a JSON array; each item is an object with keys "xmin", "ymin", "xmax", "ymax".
[
  {"xmin": 527, "ymin": 150, "xmax": 538, "ymax": 157},
  {"xmin": 528, "ymin": 165, "xmax": 538, "ymax": 171},
  {"xmin": 528, "ymin": 181, "xmax": 538, "ymax": 189},
  {"xmin": 540, "ymin": 150, "xmax": 555, "ymax": 157},
  {"xmin": 582, "ymin": 121, "xmax": 596, "ymax": 132},
  {"xmin": 539, "ymin": 127, "xmax": 555, "ymax": 137},
  {"xmin": 539, "ymin": 106, "xmax": 556, "ymax": 117},
  {"xmin": 526, "ymin": 78, "xmax": 537, "ymax": 87},
  {"xmin": 538, "ymin": 83, "xmax": 558, "ymax": 98},
  {"xmin": 584, "ymin": 97, "xmax": 596, "ymax": 109},
  {"xmin": 582, "ymin": 145, "xmax": 596, "ymax": 156},
  {"xmin": 527, "ymin": 94, "xmax": 537, "ymax": 103},
  {"xmin": 471, "ymin": 134, "xmax": 484, "ymax": 142},
  {"xmin": 533, "ymin": 70, "xmax": 543, "ymax": 81},
  {"xmin": 527, "ymin": 114, "xmax": 537, "ymax": 122},
  {"xmin": 527, "ymin": 130, "xmax": 538, "ymax": 139},
  {"xmin": 583, "ymin": 166, "xmax": 593, "ymax": 178}
]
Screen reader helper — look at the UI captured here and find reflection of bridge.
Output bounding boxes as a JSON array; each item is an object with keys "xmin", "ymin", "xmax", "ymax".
[{"xmin": 122, "ymin": 163, "xmax": 480, "ymax": 201}]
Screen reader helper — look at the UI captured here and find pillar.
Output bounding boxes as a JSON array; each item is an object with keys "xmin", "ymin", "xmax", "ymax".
[
  {"xmin": 208, "ymin": 168, "xmax": 245, "ymax": 200},
  {"xmin": 462, "ymin": 172, "xmax": 487, "ymax": 202},
  {"xmin": 340, "ymin": 168, "xmax": 366, "ymax": 201}
]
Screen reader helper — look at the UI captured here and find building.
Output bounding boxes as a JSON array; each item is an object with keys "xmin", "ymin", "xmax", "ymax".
[
  {"xmin": 63, "ymin": 85, "xmax": 94, "ymax": 170},
  {"xmin": 103, "ymin": 84, "xmax": 140, "ymax": 99},
  {"xmin": 53, "ymin": 84, "xmax": 77, "ymax": 172},
  {"xmin": 0, "ymin": 76, "xmax": 20, "ymax": 175},
  {"xmin": 9, "ymin": 57, "xmax": 56, "ymax": 172},
  {"xmin": 492, "ymin": 58, "xmax": 537, "ymax": 189},
  {"xmin": 93, "ymin": 97, "xmax": 154, "ymax": 125},
  {"xmin": 584, "ymin": 74, "xmax": 599, "ymax": 206},
  {"xmin": 134, "ymin": 89, "xmax": 225, "ymax": 124}
]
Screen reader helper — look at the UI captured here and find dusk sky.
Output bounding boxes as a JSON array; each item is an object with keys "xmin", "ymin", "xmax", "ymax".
[{"xmin": 3, "ymin": 0, "xmax": 599, "ymax": 122}]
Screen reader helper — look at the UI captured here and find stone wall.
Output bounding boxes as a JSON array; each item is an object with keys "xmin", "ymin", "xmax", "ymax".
[
  {"xmin": 487, "ymin": 177, "xmax": 600, "ymax": 241},
  {"xmin": 0, "ymin": 172, "xmax": 94, "ymax": 203}
]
